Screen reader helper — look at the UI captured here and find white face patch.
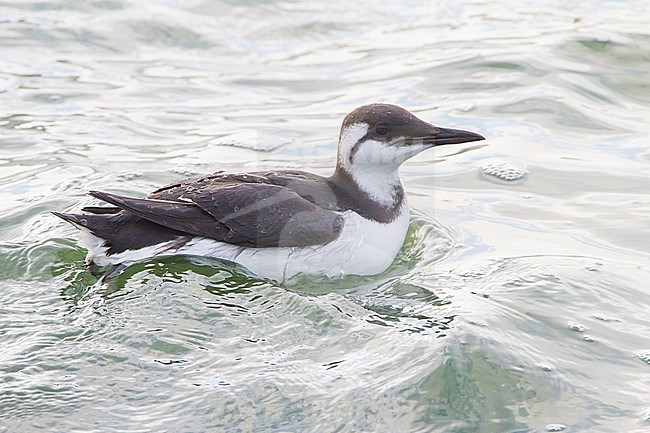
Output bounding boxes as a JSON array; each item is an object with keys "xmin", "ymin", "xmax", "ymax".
[
  {"xmin": 352, "ymin": 139, "xmax": 429, "ymax": 168},
  {"xmin": 337, "ymin": 125, "xmax": 431, "ymax": 206},
  {"xmin": 338, "ymin": 123, "xmax": 369, "ymax": 171}
]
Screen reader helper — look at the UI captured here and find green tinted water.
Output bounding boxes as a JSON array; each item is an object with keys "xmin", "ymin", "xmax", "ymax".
[{"xmin": 1, "ymin": 1, "xmax": 649, "ymax": 432}]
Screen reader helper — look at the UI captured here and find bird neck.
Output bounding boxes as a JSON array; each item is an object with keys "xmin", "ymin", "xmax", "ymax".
[{"xmin": 330, "ymin": 164, "xmax": 405, "ymax": 222}]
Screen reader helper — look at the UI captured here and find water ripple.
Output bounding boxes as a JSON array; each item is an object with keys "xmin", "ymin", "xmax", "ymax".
[{"xmin": 1, "ymin": 0, "xmax": 650, "ymax": 431}]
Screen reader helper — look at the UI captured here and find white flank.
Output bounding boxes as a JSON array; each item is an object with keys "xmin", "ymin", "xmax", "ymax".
[
  {"xmin": 85, "ymin": 203, "xmax": 411, "ymax": 282},
  {"xmin": 78, "ymin": 227, "xmax": 109, "ymax": 265}
]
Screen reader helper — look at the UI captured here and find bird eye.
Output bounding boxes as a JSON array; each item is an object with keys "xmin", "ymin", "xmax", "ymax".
[{"xmin": 375, "ymin": 123, "xmax": 389, "ymax": 135}]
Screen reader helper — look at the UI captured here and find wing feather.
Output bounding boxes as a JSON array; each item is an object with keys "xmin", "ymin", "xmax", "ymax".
[{"xmin": 88, "ymin": 183, "xmax": 343, "ymax": 248}]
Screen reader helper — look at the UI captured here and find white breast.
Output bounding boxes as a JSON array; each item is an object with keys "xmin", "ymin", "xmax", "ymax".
[{"xmin": 88, "ymin": 203, "xmax": 411, "ymax": 282}]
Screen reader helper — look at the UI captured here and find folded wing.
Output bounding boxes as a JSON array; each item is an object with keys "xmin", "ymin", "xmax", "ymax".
[{"xmin": 88, "ymin": 183, "xmax": 343, "ymax": 248}]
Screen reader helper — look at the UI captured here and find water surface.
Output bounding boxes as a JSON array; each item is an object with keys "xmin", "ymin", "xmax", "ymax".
[{"xmin": 1, "ymin": 0, "xmax": 649, "ymax": 432}]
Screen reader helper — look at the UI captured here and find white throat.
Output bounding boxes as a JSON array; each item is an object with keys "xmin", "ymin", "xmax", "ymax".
[
  {"xmin": 337, "ymin": 123, "xmax": 403, "ymax": 207},
  {"xmin": 348, "ymin": 162, "xmax": 402, "ymax": 207}
]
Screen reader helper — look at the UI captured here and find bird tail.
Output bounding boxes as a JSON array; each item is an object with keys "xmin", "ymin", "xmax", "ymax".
[
  {"xmin": 51, "ymin": 211, "xmax": 116, "ymax": 239},
  {"xmin": 51, "ymin": 211, "xmax": 88, "ymax": 229}
]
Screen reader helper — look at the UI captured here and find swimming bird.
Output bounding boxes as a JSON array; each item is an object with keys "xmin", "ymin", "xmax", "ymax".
[{"xmin": 53, "ymin": 104, "xmax": 484, "ymax": 281}]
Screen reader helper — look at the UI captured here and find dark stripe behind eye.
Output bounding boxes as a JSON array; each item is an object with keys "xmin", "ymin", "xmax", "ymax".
[{"xmin": 349, "ymin": 139, "xmax": 362, "ymax": 164}]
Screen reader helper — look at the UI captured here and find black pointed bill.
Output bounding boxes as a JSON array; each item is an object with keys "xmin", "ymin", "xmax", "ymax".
[{"xmin": 418, "ymin": 126, "xmax": 485, "ymax": 146}]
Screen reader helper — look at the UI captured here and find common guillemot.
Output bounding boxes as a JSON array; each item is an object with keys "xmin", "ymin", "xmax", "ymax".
[{"xmin": 53, "ymin": 104, "xmax": 484, "ymax": 282}]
